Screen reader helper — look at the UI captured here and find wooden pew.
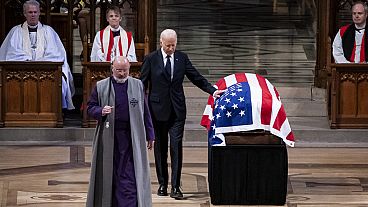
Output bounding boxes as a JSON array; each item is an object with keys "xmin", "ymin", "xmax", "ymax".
[
  {"xmin": 328, "ymin": 63, "xmax": 368, "ymax": 128},
  {"xmin": 0, "ymin": 61, "xmax": 63, "ymax": 127},
  {"xmin": 81, "ymin": 36, "xmax": 149, "ymax": 127}
]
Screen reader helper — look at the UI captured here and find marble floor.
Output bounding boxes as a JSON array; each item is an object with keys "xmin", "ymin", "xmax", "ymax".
[{"xmin": 0, "ymin": 146, "xmax": 368, "ymax": 206}]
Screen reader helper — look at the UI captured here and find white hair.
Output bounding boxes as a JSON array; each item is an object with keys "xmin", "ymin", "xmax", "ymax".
[
  {"xmin": 23, "ymin": 0, "xmax": 40, "ymax": 14},
  {"xmin": 160, "ymin": 29, "xmax": 177, "ymax": 40}
]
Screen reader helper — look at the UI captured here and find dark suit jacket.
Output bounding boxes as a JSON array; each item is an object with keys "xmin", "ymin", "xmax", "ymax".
[{"xmin": 140, "ymin": 49, "xmax": 216, "ymax": 121}]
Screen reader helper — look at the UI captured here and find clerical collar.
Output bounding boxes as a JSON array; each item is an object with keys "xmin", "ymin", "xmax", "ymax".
[
  {"xmin": 112, "ymin": 30, "xmax": 120, "ymax": 37},
  {"xmin": 28, "ymin": 24, "xmax": 38, "ymax": 32},
  {"xmin": 355, "ymin": 24, "xmax": 366, "ymax": 33},
  {"xmin": 113, "ymin": 76, "xmax": 128, "ymax": 83}
]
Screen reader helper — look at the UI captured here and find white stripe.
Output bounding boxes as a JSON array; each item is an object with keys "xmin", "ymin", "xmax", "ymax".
[
  {"xmin": 203, "ymin": 104, "xmax": 213, "ymax": 115},
  {"xmin": 247, "ymin": 74, "xmax": 263, "ymax": 128},
  {"xmin": 119, "ymin": 28, "xmax": 128, "ymax": 57},
  {"xmin": 224, "ymin": 74, "xmax": 237, "ymax": 87},
  {"xmin": 279, "ymin": 118, "xmax": 292, "ymax": 139},
  {"xmin": 102, "ymin": 26, "xmax": 111, "ymax": 60},
  {"xmin": 215, "ymin": 124, "xmax": 265, "ymax": 134}
]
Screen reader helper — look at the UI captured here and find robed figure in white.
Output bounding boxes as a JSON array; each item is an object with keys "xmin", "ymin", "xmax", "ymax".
[
  {"xmin": 0, "ymin": 0, "xmax": 75, "ymax": 110},
  {"xmin": 90, "ymin": 6, "xmax": 137, "ymax": 62}
]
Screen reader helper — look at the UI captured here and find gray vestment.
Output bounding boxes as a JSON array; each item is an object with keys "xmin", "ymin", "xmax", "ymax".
[{"xmin": 86, "ymin": 76, "xmax": 152, "ymax": 207}]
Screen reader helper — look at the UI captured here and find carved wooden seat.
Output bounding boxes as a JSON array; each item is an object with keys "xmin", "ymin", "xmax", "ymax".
[
  {"xmin": 328, "ymin": 64, "xmax": 368, "ymax": 128},
  {"xmin": 327, "ymin": 38, "xmax": 368, "ymax": 128},
  {"xmin": 0, "ymin": 61, "xmax": 64, "ymax": 127}
]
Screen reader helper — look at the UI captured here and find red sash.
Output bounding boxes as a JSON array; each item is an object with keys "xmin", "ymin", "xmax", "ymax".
[{"xmin": 99, "ymin": 28, "xmax": 132, "ymax": 61}]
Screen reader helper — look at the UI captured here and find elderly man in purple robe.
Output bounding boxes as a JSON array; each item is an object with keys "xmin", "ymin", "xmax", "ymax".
[{"xmin": 86, "ymin": 56, "xmax": 154, "ymax": 207}]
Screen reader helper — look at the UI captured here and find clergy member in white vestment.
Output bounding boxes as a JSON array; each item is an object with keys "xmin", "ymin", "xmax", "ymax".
[
  {"xmin": 0, "ymin": 0, "xmax": 75, "ymax": 110},
  {"xmin": 333, "ymin": 1, "xmax": 368, "ymax": 63},
  {"xmin": 90, "ymin": 6, "xmax": 137, "ymax": 62}
]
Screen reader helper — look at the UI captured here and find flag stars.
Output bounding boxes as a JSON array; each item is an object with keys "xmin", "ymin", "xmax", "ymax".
[
  {"xmin": 216, "ymin": 113, "xmax": 221, "ymax": 119},
  {"xmin": 219, "ymin": 105, "xmax": 225, "ymax": 110},
  {"xmin": 211, "ymin": 124, "xmax": 216, "ymax": 130},
  {"xmin": 232, "ymin": 103, "xmax": 238, "ymax": 109},
  {"xmin": 226, "ymin": 111, "xmax": 232, "ymax": 117},
  {"xmin": 239, "ymin": 110, "xmax": 245, "ymax": 116},
  {"xmin": 214, "ymin": 104, "xmax": 218, "ymax": 109},
  {"xmin": 225, "ymin": 98, "xmax": 231, "ymax": 103},
  {"xmin": 237, "ymin": 88, "xmax": 242, "ymax": 92},
  {"xmin": 238, "ymin": 97, "xmax": 245, "ymax": 102},
  {"xmin": 230, "ymin": 92, "xmax": 236, "ymax": 97}
]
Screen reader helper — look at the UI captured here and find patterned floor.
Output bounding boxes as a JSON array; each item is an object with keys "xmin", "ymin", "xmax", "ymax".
[{"xmin": 0, "ymin": 146, "xmax": 368, "ymax": 206}]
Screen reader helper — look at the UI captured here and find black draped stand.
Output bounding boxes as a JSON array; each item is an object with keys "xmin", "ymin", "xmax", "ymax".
[{"xmin": 208, "ymin": 133, "xmax": 288, "ymax": 205}]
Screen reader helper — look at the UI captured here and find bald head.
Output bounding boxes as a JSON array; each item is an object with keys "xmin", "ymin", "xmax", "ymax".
[
  {"xmin": 112, "ymin": 56, "xmax": 130, "ymax": 79},
  {"xmin": 160, "ymin": 29, "xmax": 177, "ymax": 56}
]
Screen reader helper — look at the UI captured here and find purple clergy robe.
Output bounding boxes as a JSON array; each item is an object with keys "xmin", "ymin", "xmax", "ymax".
[{"xmin": 87, "ymin": 78, "xmax": 154, "ymax": 207}]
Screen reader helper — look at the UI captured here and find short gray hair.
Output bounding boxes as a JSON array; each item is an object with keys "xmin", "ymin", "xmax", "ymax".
[
  {"xmin": 352, "ymin": 1, "xmax": 368, "ymax": 13},
  {"xmin": 160, "ymin": 29, "xmax": 177, "ymax": 41},
  {"xmin": 23, "ymin": 0, "xmax": 40, "ymax": 14}
]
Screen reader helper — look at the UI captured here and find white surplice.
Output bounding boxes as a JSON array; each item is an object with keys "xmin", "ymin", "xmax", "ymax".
[
  {"xmin": 90, "ymin": 25, "xmax": 137, "ymax": 62},
  {"xmin": 0, "ymin": 22, "xmax": 75, "ymax": 110}
]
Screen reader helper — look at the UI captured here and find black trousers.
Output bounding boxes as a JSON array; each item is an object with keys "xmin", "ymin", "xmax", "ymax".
[{"xmin": 153, "ymin": 113, "xmax": 185, "ymax": 188}]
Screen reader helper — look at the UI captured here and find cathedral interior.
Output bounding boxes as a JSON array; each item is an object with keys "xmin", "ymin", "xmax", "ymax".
[{"xmin": 0, "ymin": 0, "xmax": 368, "ymax": 206}]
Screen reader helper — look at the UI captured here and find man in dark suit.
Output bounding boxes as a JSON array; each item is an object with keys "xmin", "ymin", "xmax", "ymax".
[{"xmin": 140, "ymin": 29, "xmax": 224, "ymax": 199}]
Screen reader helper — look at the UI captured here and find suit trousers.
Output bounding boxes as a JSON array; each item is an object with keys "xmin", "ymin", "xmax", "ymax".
[{"xmin": 153, "ymin": 112, "xmax": 185, "ymax": 188}]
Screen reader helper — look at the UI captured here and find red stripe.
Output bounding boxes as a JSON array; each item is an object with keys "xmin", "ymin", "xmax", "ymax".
[
  {"xmin": 106, "ymin": 30, "xmax": 114, "ymax": 61},
  {"xmin": 235, "ymin": 73, "xmax": 247, "ymax": 83},
  {"xmin": 339, "ymin": 24, "xmax": 350, "ymax": 37},
  {"xmin": 350, "ymin": 43, "xmax": 356, "ymax": 62},
  {"xmin": 118, "ymin": 38, "xmax": 123, "ymax": 56},
  {"xmin": 200, "ymin": 114, "xmax": 210, "ymax": 129},
  {"xmin": 361, "ymin": 33, "xmax": 366, "ymax": 62},
  {"xmin": 127, "ymin": 31, "xmax": 132, "ymax": 56},
  {"xmin": 286, "ymin": 131, "xmax": 295, "ymax": 142},
  {"xmin": 256, "ymin": 75, "xmax": 272, "ymax": 125},
  {"xmin": 215, "ymin": 78, "xmax": 227, "ymax": 90},
  {"xmin": 100, "ymin": 28, "xmax": 105, "ymax": 53},
  {"xmin": 273, "ymin": 86, "xmax": 280, "ymax": 100},
  {"xmin": 273, "ymin": 105, "xmax": 287, "ymax": 130}
]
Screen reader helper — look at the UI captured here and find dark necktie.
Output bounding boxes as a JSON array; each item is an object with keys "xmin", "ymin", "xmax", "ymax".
[
  {"xmin": 112, "ymin": 30, "xmax": 120, "ymax": 37},
  {"xmin": 165, "ymin": 55, "xmax": 171, "ymax": 77}
]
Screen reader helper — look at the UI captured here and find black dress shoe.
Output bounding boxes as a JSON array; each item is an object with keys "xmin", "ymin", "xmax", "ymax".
[
  {"xmin": 170, "ymin": 187, "xmax": 184, "ymax": 199},
  {"xmin": 157, "ymin": 184, "xmax": 168, "ymax": 196}
]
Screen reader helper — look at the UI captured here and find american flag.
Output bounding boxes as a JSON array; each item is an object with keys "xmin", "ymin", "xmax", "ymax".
[{"xmin": 201, "ymin": 73, "xmax": 295, "ymax": 147}]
